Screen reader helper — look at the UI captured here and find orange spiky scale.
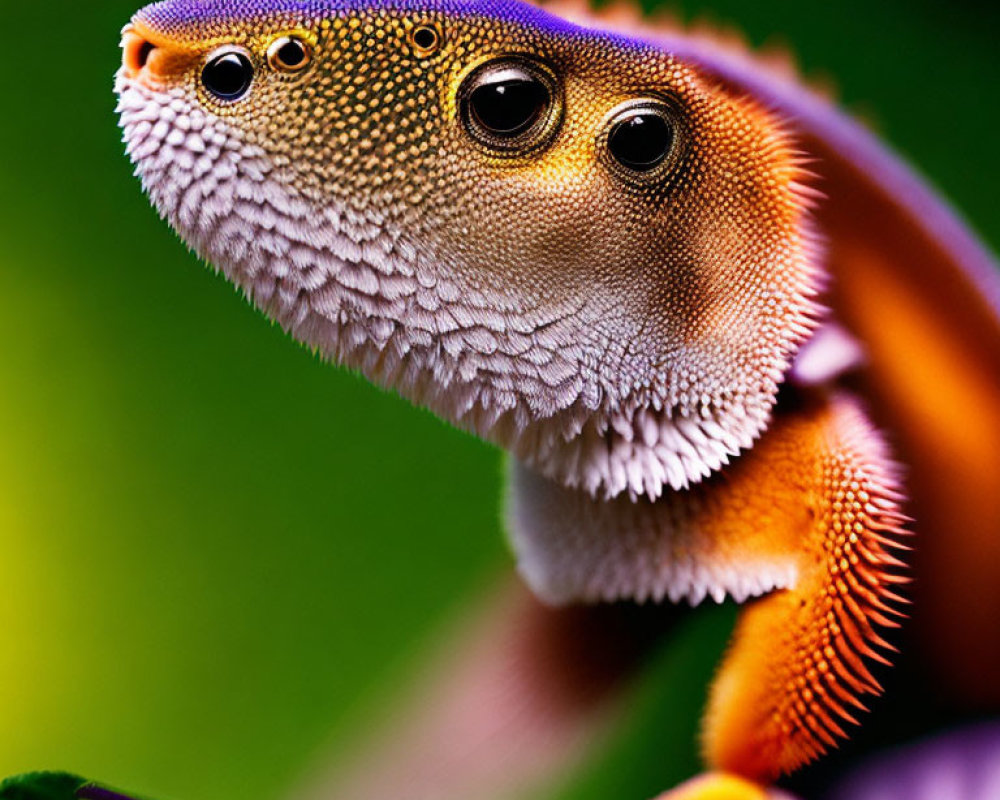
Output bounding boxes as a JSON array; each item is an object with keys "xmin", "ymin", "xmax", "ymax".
[
  {"xmin": 882, "ymin": 590, "xmax": 911, "ymax": 607},
  {"xmin": 816, "ymin": 693, "xmax": 860, "ymax": 726},
  {"xmin": 824, "ymin": 677, "xmax": 868, "ymax": 713},
  {"xmin": 864, "ymin": 608, "xmax": 902, "ymax": 629}
]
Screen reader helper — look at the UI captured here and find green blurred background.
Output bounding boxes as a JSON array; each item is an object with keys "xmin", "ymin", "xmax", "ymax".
[{"xmin": 0, "ymin": 0, "xmax": 996, "ymax": 798}]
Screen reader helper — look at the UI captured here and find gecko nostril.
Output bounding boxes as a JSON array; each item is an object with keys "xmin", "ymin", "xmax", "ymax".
[
  {"xmin": 122, "ymin": 28, "xmax": 157, "ymax": 77},
  {"xmin": 137, "ymin": 40, "xmax": 155, "ymax": 69}
]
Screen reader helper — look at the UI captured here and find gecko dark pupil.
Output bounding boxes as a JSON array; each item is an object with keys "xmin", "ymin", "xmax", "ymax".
[
  {"xmin": 202, "ymin": 52, "xmax": 254, "ymax": 100},
  {"xmin": 276, "ymin": 40, "xmax": 306, "ymax": 67},
  {"xmin": 609, "ymin": 112, "xmax": 674, "ymax": 171},
  {"xmin": 469, "ymin": 74, "xmax": 548, "ymax": 136},
  {"xmin": 412, "ymin": 26, "xmax": 437, "ymax": 50}
]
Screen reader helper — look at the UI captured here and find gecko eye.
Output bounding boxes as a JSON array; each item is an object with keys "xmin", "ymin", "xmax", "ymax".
[
  {"xmin": 602, "ymin": 100, "xmax": 682, "ymax": 179},
  {"xmin": 268, "ymin": 36, "xmax": 311, "ymax": 72},
  {"xmin": 460, "ymin": 59, "xmax": 562, "ymax": 155},
  {"xmin": 202, "ymin": 50, "xmax": 254, "ymax": 100},
  {"xmin": 409, "ymin": 24, "xmax": 441, "ymax": 56},
  {"xmin": 609, "ymin": 113, "xmax": 673, "ymax": 171}
]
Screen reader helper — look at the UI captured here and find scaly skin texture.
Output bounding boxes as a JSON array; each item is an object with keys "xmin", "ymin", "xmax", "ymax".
[
  {"xmin": 111, "ymin": 0, "xmax": 1000, "ymax": 795},
  {"xmin": 117, "ymin": 0, "xmax": 818, "ymax": 503}
]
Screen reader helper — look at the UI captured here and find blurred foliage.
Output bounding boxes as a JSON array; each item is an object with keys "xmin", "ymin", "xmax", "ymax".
[
  {"xmin": 0, "ymin": 0, "xmax": 995, "ymax": 799},
  {"xmin": 0, "ymin": 773, "xmax": 145, "ymax": 800},
  {"xmin": 0, "ymin": 775, "xmax": 87, "ymax": 800}
]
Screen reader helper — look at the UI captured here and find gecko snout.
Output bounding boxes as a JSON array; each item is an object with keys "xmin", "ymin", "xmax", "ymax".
[
  {"xmin": 122, "ymin": 27, "xmax": 156, "ymax": 79},
  {"xmin": 121, "ymin": 23, "xmax": 208, "ymax": 86}
]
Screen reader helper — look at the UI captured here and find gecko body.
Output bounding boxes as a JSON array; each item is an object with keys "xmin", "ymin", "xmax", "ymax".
[{"xmin": 115, "ymin": 0, "xmax": 1000, "ymax": 795}]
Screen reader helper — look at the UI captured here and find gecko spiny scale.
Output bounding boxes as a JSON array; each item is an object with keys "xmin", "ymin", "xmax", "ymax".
[{"xmin": 115, "ymin": 0, "xmax": 820, "ymax": 501}]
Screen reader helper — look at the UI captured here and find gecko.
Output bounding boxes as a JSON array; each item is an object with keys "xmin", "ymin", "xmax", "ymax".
[{"xmin": 114, "ymin": 0, "xmax": 1000, "ymax": 797}]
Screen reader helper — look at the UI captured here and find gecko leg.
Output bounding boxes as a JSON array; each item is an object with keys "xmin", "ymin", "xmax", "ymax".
[
  {"xmin": 701, "ymin": 395, "xmax": 908, "ymax": 780},
  {"xmin": 507, "ymin": 390, "xmax": 909, "ymax": 785}
]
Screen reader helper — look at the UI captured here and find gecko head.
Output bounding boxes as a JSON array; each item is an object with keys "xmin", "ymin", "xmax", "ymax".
[{"xmin": 116, "ymin": 0, "xmax": 819, "ymax": 500}]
